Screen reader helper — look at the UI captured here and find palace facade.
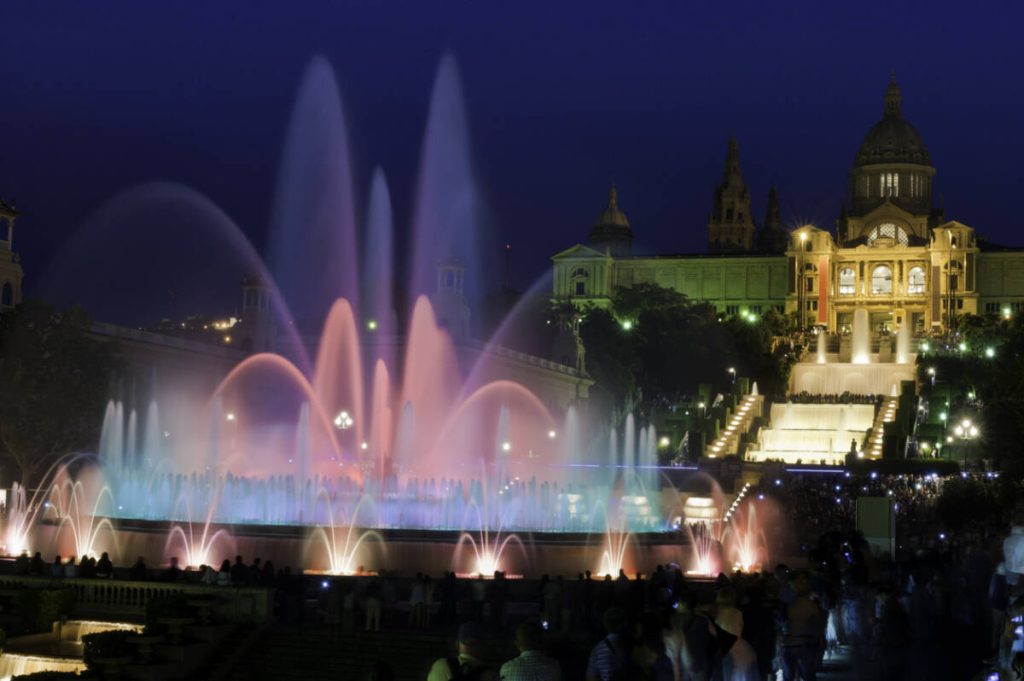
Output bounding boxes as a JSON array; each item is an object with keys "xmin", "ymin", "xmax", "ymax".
[{"xmin": 552, "ymin": 79, "xmax": 1024, "ymax": 335}]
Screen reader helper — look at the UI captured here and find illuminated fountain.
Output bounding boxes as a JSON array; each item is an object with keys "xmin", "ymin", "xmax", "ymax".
[
  {"xmin": 851, "ymin": 307, "xmax": 871, "ymax": 364},
  {"xmin": 307, "ymin": 493, "xmax": 384, "ymax": 575},
  {"xmin": 14, "ymin": 52, "xmax": 688, "ymax": 577}
]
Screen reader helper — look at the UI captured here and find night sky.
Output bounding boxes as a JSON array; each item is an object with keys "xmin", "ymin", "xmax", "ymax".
[{"xmin": 3, "ymin": 1, "xmax": 1023, "ymax": 325}]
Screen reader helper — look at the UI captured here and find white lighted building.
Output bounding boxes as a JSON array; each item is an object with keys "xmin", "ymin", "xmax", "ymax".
[{"xmin": 553, "ymin": 78, "xmax": 1024, "ymax": 335}]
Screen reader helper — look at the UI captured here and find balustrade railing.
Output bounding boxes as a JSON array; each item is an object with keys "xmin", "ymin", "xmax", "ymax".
[{"xmin": 0, "ymin": 575, "xmax": 273, "ymax": 623}]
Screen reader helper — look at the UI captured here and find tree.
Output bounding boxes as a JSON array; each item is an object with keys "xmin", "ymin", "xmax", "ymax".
[
  {"xmin": 579, "ymin": 307, "xmax": 637, "ymax": 414},
  {"xmin": 0, "ymin": 301, "xmax": 119, "ymax": 484}
]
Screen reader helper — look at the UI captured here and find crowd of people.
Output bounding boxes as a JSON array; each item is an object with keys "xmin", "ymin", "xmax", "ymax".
[
  {"xmin": 786, "ymin": 392, "xmax": 883, "ymax": 406},
  {"xmin": 6, "ymin": 469, "xmax": 1020, "ymax": 679}
]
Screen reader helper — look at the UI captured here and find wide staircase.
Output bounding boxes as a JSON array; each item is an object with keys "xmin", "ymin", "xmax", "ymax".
[{"xmin": 746, "ymin": 403, "xmax": 875, "ymax": 465}]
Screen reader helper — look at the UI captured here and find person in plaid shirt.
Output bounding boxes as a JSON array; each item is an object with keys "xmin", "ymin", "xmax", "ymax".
[{"xmin": 499, "ymin": 620, "xmax": 561, "ymax": 681}]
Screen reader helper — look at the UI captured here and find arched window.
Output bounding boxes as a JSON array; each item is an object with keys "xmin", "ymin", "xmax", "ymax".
[
  {"xmin": 908, "ymin": 267, "xmax": 926, "ymax": 295},
  {"xmin": 867, "ymin": 223, "xmax": 909, "ymax": 246},
  {"xmin": 838, "ymin": 268, "xmax": 856, "ymax": 295},
  {"xmin": 871, "ymin": 266, "xmax": 893, "ymax": 295},
  {"xmin": 0, "ymin": 283, "xmax": 11, "ymax": 307}
]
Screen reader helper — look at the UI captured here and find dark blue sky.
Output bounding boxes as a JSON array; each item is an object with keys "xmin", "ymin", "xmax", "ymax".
[{"xmin": 3, "ymin": 1, "xmax": 1022, "ymax": 323}]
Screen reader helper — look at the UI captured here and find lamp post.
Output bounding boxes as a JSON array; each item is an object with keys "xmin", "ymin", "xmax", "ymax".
[
  {"xmin": 798, "ymin": 231, "xmax": 808, "ymax": 330},
  {"xmin": 951, "ymin": 417, "xmax": 979, "ymax": 469},
  {"xmin": 727, "ymin": 367, "xmax": 736, "ymax": 385}
]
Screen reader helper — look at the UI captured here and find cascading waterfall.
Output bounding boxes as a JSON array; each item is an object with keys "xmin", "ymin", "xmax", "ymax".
[{"xmin": 852, "ymin": 308, "xmax": 871, "ymax": 364}]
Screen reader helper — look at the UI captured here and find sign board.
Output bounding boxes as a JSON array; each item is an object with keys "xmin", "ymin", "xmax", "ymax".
[{"xmin": 856, "ymin": 496, "xmax": 895, "ymax": 559}]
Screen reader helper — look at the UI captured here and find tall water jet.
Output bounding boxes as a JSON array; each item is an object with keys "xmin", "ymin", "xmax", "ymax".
[
  {"xmin": 622, "ymin": 414, "xmax": 636, "ymax": 488},
  {"xmin": 851, "ymin": 308, "xmax": 871, "ymax": 364},
  {"xmin": 816, "ymin": 331, "xmax": 828, "ymax": 364},
  {"xmin": 363, "ymin": 169, "xmax": 397, "ymax": 350},
  {"xmin": 895, "ymin": 323, "xmax": 911, "ymax": 364},
  {"xmin": 141, "ymin": 400, "xmax": 161, "ymax": 473},
  {"xmin": 268, "ymin": 56, "xmax": 358, "ymax": 328},
  {"xmin": 125, "ymin": 408, "xmax": 138, "ymax": 471},
  {"xmin": 313, "ymin": 298, "xmax": 365, "ymax": 448},
  {"xmin": 98, "ymin": 401, "xmax": 123, "ymax": 472},
  {"xmin": 410, "ymin": 54, "xmax": 488, "ymax": 311}
]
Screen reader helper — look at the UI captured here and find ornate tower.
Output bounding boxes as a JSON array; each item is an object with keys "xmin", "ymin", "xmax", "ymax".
[
  {"xmin": 0, "ymin": 198, "xmax": 24, "ymax": 309},
  {"xmin": 757, "ymin": 185, "xmax": 789, "ymax": 254},
  {"xmin": 590, "ymin": 184, "xmax": 632, "ymax": 257},
  {"xmin": 838, "ymin": 76, "xmax": 939, "ymax": 245},
  {"xmin": 708, "ymin": 137, "xmax": 755, "ymax": 253}
]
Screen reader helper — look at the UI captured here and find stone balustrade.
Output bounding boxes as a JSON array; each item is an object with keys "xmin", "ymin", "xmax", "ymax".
[{"xmin": 0, "ymin": 575, "xmax": 273, "ymax": 623}]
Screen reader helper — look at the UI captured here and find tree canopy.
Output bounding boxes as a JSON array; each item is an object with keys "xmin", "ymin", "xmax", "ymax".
[
  {"xmin": 0, "ymin": 300, "xmax": 119, "ymax": 484},
  {"xmin": 578, "ymin": 283, "xmax": 796, "ymax": 412}
]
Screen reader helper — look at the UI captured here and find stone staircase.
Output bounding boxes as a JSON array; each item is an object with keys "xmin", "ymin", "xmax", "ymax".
[
  {"xmin": 706, "ymin": 393, "xmax": 764, "ymax": 458},
  {"xmin": 865, "ymin": 396, "xmax": 898, "ymax": 458}
]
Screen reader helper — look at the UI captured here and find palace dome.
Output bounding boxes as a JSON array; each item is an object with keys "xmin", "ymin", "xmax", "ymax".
[{"xmin": 854, "ymin": 79, "xmax": 932, "ymax": 167}]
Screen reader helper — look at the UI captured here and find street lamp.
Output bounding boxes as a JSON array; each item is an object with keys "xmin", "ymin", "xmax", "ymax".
[
  {"xmin": 798, "ymin": 231, "xmax": 808, "ymax": 329},
  {"xmin": 950, "ymin": 416, "xmax": 980, "ymax": 468},
  {"xmin": 727, "ymin": 367, "xmax": 736, "ymax": 385},
  {"xmin": 698, "ymin": 401, "xmax": 706, "ymax": 418}
]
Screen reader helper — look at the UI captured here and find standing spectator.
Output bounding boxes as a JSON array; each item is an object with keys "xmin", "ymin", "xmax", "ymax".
[
  {"xmin": 165, "ymin": 556, "xmax": 182, "ymax": 582},
  {"xmin": 664, "ymin": 594, "xmax": 715, "ymax": 681},
  {"xmin": 230, "ymin": 555, "xmax": 247, "ymax": 585},
  {"xmin": 438, "ymin": 571, "xmax": 458, "ymax": 625},
  {"xmin": 427, "ymin": 622, "xmax": 496, "ymax": 681},
  {"xmin": 490, "ymin": 572, "xmax": 507, "ymax": 628},
  {"xmin": 95, "ymin": 552, "xmax": 112, "ymax": 579},
  {"xmin": 410, "ymin": 573, "xmax": 427, "ymax": 628},
  {"xmin": 714, "ymin": 587, "xmax": 743, "ymax": 638},
  {"xmin": 129, "ymin": 556, "xmax": 147, "ymax": 581},
  {"xmin": 217, "ymin": 559, "xmax": 232, "ymax": 586},
  {"xmin": 51, "ymin": 555, "xmax": 63, "ymax": 578},
  {"xmin": 586, "ymin": 607, "xmax": 630, "ymax": 681},
  {"xmin": 500, "ymin": 619, "xmax": 561, "ymax": 681},
  {"xmin": 63, "ymin": 556, "xmax": 77, "ymax": 578},
  {"xmin": 29, "ymin": 551, "xmax": 45, "ymax": 576},
  {"xmin": 780, "ymin": 573, "xmax": 823, "ymax": 681},
  {"xmin": 364, "ymin": 578, "xmax": 382, "ymax": 632},
  {"xmin": 471, "ymin": 574, "xmax": 488, "ymax": 621}
]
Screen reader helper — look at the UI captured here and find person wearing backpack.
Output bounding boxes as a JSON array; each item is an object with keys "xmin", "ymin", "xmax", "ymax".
[
  {"xmin": 427, "ymin": 621, "xmax": 497, "ymax": 681},
  {"xmin": 586, "ymin": 607, "xmax": 632, "ymax": 681}
]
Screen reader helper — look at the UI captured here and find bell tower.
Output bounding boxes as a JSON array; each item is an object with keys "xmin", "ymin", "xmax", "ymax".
[
  {"xmin": 0, "ymin": 198, "xmax": 23, "ymax": 309},
  {"xmin": 708, "ymin": 137, "xmax": 755, "ymax": 253}
]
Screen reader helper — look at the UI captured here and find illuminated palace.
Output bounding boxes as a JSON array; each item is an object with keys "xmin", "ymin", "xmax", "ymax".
[{"xmin": 553, "ymin": 78, "xmax": 1024, "ymax": 334}]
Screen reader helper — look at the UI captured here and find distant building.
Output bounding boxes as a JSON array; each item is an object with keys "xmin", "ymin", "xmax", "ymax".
[
  {"xmin": 553, "ymin": 77, "xmax": 1024, "ymax": 335},
  {"xmin": 0, "ymin": 198, "xmax": 23, "ymax": 310}
]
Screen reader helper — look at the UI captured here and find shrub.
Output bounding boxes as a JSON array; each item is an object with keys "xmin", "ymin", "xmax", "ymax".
[{"xmin": 82, "ymin": 629, "xmax": 133, "ymax": 666}]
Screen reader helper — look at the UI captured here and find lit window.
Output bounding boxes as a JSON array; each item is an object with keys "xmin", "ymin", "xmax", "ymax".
[
  {"xmin": 908, "ymin": 267, "xmax": 926, "ymax": 295},
  {"xmin": 726, "ymin": 305, "xmax": 739, "ymax": 316},
  {"xmin": 838, "ymin": 268, "xmax": 856, "ymax": 295},
  {"xmin": 872, "ymin": 266, "xmax": 893, "ymax": 295},
  {"xmin": 867, "ymin": 223, "xmax": 908, "ymax": 246},
  {"xmin": 881, "ymin": 173, "xmax": 899, "ymax": 197}
]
